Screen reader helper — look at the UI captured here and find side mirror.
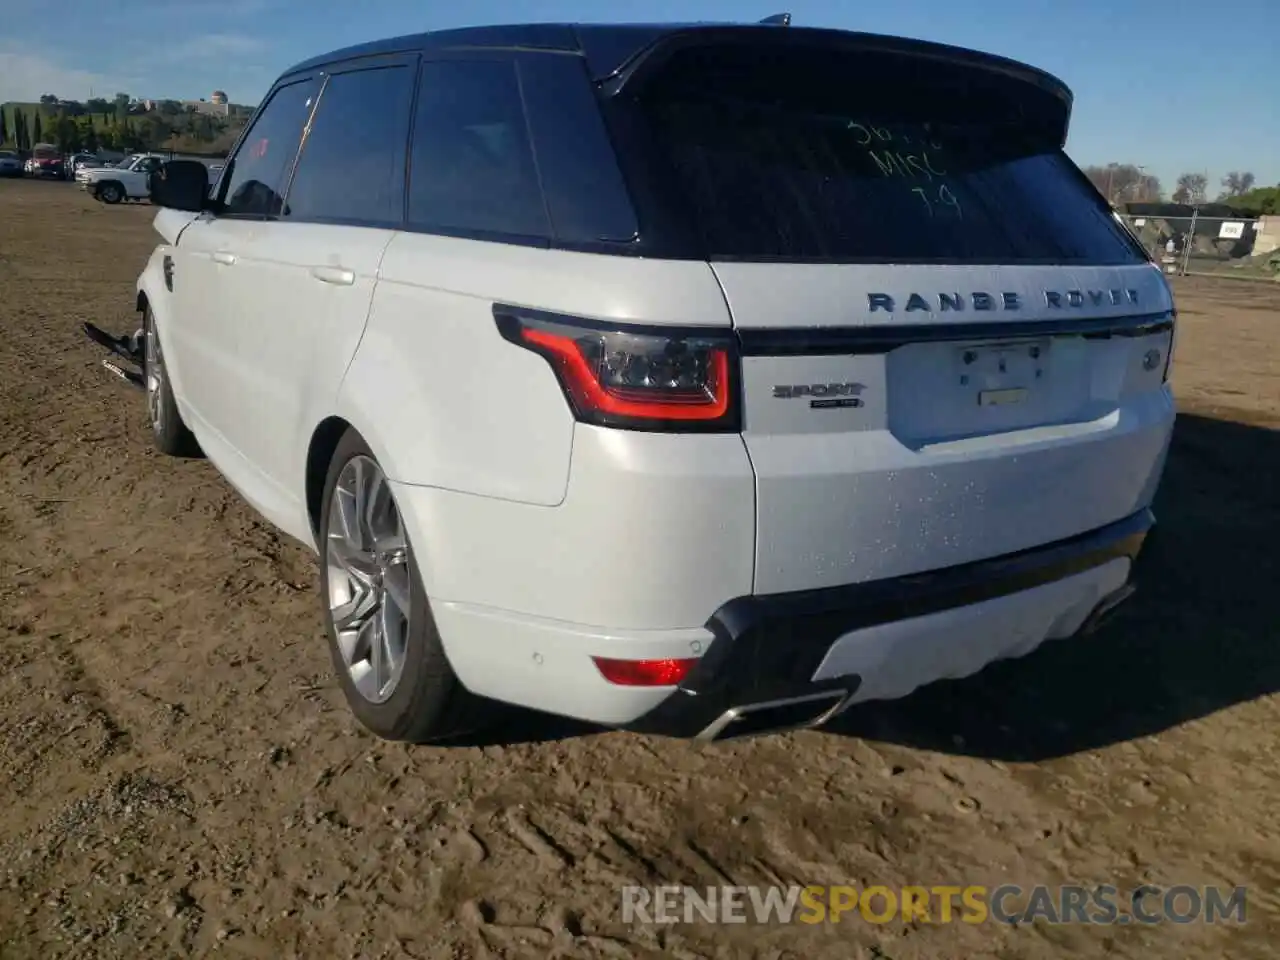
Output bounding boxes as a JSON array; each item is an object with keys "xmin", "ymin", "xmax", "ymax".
[{"xmin": 149, "ymin": 159, "xmax": 210, "ymax": 212}]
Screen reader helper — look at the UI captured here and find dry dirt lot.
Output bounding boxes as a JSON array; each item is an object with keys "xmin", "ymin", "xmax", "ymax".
[{"xmin": 0, "ymin": 178, "xmax": 1278, "ymax": 960}]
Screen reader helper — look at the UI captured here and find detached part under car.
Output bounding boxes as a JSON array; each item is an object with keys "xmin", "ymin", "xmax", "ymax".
[{"xmin": 90, "ymin": 19, "xmax": 1175, "ymax": 743}]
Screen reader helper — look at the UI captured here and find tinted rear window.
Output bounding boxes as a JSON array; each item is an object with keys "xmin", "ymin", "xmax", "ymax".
[{"xmin": 631, "ymin": 44, "xmax": 1144, "ymax": 265}]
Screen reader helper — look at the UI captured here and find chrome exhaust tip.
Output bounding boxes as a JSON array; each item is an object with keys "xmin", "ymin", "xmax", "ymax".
[
  {"xmin": 1079, "ymin": 583, "xmax": 1137, "ymax": 636},
  {"xmin": 696, "ymin": 689, "xmax": 850, "ymax": 742}
]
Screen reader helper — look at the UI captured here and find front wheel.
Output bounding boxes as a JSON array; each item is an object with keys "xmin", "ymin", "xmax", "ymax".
[
  {"xmin": 142, "ymin": 308, "xmax": 200, "ymax": 457},
  {"xmin": 98, "ymin": 182, "xmax": 123, "ymax": 204},
  {"xmin": 319, "ymin": 430, "xmax": 491, "ymax": 743}
]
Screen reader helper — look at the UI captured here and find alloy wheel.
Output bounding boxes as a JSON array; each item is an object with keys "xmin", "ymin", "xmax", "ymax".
[
  {"xmin": 325, "ymin": 455, "xmax": 412, "ymax": 704},
  {"xmin": 144, "ymin": 315, "xmax": 165, "ymax": 435}
]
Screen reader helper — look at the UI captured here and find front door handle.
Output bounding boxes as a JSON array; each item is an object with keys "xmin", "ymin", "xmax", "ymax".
[
  {"xmin": 310, "ymin": 265, "xmax": 355, "ymax": 286},
  {"xmin": 211, "ymin": 251, "xmax": 237, "ymax": 266}
]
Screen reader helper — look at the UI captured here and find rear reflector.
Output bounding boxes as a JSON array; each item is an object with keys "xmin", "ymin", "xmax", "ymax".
[{"xmin": 592, "ymin": 656, "xmax": 698, "ymax": 687}]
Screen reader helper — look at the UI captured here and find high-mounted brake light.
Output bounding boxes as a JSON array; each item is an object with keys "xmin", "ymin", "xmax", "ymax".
[
  {"xmin": 494, "ymin": 306, "xmax": 739, "ymax": 432},
  {"xmin": 592, "ymin": 656, "xmax": 698, "ymax": 687}
]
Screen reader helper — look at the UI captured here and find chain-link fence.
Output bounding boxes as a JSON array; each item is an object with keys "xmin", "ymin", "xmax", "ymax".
[{"xmin": 1118, "ymin": 206, "xmax": 1279, "ymax": 281}]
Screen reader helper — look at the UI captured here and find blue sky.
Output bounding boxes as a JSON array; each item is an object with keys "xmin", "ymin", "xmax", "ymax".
[{"xmin": 2, "ymin": 0, "xmax": 1276, "ymax": 193}]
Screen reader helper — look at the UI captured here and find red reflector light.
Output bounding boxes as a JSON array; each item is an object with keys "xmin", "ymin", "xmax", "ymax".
[
  {"xmin": 592, "ymin": 656, "xmax": 698, "ymax": 687},
  {"xmin": 494, "ymin": 307, "xmax": 739, "ymax": 433}
]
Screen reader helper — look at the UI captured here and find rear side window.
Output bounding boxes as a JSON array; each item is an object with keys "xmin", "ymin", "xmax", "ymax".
[
  {"xmin": 630, "ymin": 44, "xmax": 1144, "ymax": 265},
  {"xmin": 221, "ymin": 79, "xmax": 317, "ymax": 218},
  {"xmin": 407, "ymin": 60, "xmax": 549, "ymax": 240},
  {"xmin": 517, "ymin": 56, "xmax": 639, "ymax": 246},
  {"xmin": 284, "ymin": 65, "xmax": 414, "ymax": 226}
]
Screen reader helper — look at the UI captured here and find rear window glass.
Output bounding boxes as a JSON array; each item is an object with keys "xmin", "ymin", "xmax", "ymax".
[{"xmin": 632, "ymin": 45, "xmax": 1144, "ymax": 265}]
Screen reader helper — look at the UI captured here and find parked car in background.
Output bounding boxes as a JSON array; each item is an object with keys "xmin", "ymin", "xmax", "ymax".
[
  {"xmin": 78, "ymin": 152, "xmax": 166, "ymax": 203},
  {"xmin": 25, "ymin": 143, "xmax": 68, "ymax": 179},
  {"xmin": 0, "ymin": 150, "xmax": 21, "ymax": 178},
  {"xmin": 67, "ymin": 153, "xmax": 103, "ymax": 177}
]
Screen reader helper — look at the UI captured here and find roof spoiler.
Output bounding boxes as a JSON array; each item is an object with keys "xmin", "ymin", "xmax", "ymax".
[{"xmin": 595, "ymin": 25, "xmax": 1073, "ymax": 145}]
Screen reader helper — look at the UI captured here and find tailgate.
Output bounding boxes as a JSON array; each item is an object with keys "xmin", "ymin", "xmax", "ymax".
[
  {"xmin": 618, "ymin": 33, "xmax": 1177, "ymax": 593},
  {"xmin": 718, "ymin": 262, "xmax": 1174, "ymax": 593}
]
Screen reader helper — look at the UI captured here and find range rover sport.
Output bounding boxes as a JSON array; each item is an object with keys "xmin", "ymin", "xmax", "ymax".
[{"xmin": 129, "ymin": 19, "xmax": 1175, "ymax": 743}]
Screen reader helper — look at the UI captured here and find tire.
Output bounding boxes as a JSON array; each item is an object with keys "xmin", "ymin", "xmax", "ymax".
[
  {"xmin": 142, "ymin": 307, "xmax": 200, "ymax": 457},
  {"xmin": 318, "ymin": 429, "xmax": 491, "ymax": 743},
  {"xmin": 98, "ymin": 181, "xmax": 123, "ymax": 204}
]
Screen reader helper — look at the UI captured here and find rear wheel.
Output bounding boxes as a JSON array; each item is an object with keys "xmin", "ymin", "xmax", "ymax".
[
  {"xmin": 143, "ymin": 307, "xmax": 200, "ymax": 457},
  {"xmin": 319, "ymin": 430, "xmax": 490, "ymax": 742}
]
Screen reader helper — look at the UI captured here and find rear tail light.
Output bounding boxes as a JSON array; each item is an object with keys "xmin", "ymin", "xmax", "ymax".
[
  {"xmin": 494, "ymin": 306, "xmax": 739, "ymax": 432},
  {"xmin": 592, "ymin": 656, "xmax": 698, "ymax": 687}
]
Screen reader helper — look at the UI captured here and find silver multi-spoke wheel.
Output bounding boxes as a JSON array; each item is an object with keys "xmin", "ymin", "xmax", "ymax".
[
  {"xmin": 144, "ymin": 317, "xmax": 165, "ymax": 435},
  {"xmin": 325, "ymin": 455, "xmax": 413, "ymax": 704}
]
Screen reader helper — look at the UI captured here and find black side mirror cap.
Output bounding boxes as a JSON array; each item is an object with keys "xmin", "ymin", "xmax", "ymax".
[{"xmin": 149, "ymin": 159, "xmax": 211, "ymax": 212}]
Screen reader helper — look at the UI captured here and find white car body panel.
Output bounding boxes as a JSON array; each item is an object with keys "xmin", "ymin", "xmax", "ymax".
[
  {"xmin": 714, "ymin": 261, "xmax": 1175, "ymax": 593},
  {"xmin": 337, "ymin": 233, "xmax": 731, "ymax": 506},
  {"xmin": 166, "ymin": 218, "xmax": 394, "ymax": 545},
  {"xmin": 815, "ymin": 558, "xmax": 1131, "ymax": 703}
]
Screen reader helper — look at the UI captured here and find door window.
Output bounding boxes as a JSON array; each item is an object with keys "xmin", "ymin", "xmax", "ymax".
[
  {"xmin": 283, "ymin": 65, "xmax": 414, "ymax": 226},
  {"xmin": 219, "ymin": 79, "xmax": 318, "ymax": 218}
]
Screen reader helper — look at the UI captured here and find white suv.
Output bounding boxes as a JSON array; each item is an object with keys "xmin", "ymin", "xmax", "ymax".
[{"xmin": 130, "ymin": 21, "xmax": 1175, "ymax": 743}]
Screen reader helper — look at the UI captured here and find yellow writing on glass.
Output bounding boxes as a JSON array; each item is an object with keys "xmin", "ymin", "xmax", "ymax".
[{"xmin": 847, "ymin": 121, "xmax": 963, "ymax": 219}]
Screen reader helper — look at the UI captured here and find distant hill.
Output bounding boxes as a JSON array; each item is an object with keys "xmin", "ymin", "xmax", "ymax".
[{"xmin": 0, "ymin": 97, "xmax": 251, "ymax": 156}]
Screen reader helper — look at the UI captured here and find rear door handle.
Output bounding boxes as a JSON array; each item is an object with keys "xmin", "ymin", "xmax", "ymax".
[
  {"xmin": 211, "ymin": 251, "xmax": 237, "ymax": 266},
  {"xmin": 310, "ymin": 265, "xmax": 355, "ymax": 286}
]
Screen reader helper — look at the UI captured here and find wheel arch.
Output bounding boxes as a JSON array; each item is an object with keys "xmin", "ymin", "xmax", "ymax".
[
  {"xmin": 304, "ymin": 414, "xmax": 435, "ymax": 588},
  {"xmin": 305, "ymin": 415, "xmax": 353, "ymax": 540},
  {"xmin": 135, "ymin": 252, "xmax": 189, "ymax": 406}
]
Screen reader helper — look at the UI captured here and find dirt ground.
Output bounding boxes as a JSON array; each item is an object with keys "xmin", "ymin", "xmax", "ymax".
[{"xmin": 0, "ymin": 178, "xmax": 1277, "ymax": 960}]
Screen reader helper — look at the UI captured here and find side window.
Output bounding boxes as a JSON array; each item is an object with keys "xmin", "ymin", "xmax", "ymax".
[
  {"xmin": 283, "ymin": 65, "xmax": 414, "ymax": 226},
  {"xmin": 517, "ymin": 56, "xmax": 639, "ymax": 246},
  {"xmin": 407, "ymin": 60, "xmax": 549, "ymax": 240},
  {"xmin": 220, "ymin": 79, "xmax": 318, "ymax": 218},
  {"xmin": 139, "ymin": 157, "xmax": 161, "ymax": 174}
]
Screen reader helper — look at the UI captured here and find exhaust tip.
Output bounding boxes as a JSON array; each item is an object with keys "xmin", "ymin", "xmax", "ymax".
[
  {"xmin": 697, "ymin": 689, "xmax": 850, "ymax": 742},
  {"xmin": 1079, "ymin": 583, "xmax": 1137, "ymax": 636}
]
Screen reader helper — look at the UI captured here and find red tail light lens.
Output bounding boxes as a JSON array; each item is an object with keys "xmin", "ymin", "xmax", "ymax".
[
  {"xmin": 592, "ymin": 656, "xmax": 698, "ymax": 687},
  {"xmin": 495, "ymin": 306, "xmax": 739, "ymax": 432}
]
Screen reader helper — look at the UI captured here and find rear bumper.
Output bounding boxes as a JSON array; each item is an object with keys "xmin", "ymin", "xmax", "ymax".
[{"xmin": 626, "ymin": 508, "xmax": 1153, "ymax": 739}]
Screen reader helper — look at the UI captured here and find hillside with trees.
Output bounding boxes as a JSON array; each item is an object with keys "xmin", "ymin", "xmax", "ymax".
[
  {"xmin": 1081, "ymin": 164, "xmax": 1163, "ymax": 204},
  {"xmin": 1077, "ymin": 163, "xmax": 1274, "ymax": 214},
  {"xmin": 0, "ymin": 92, "xmax": 253, "ymax": 157}
]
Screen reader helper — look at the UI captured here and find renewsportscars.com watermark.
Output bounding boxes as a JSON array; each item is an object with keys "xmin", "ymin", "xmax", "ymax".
[{"xmin": 621, "ymin": 884, "xmax": 1248, "ymax": 926}]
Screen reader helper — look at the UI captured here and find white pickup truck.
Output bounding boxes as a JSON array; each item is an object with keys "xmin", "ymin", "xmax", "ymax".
[
  {"xmin": 79, "ymin": 153, "xmax": 224, "ymax": 204},
  {"xmin": 78, "ymin": 153, "xmax": 168, "ymax": 204}
]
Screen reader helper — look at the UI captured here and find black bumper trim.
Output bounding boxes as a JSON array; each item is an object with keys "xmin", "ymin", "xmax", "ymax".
[{"xmin": 625, "ymin": 508, "xmax": 1153, "ymax": 738}]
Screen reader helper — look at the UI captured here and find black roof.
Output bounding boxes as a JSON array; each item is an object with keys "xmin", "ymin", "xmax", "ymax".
[{"xmin": 280, "ymin": 21, "xmax": 1071, "ymax": 107}]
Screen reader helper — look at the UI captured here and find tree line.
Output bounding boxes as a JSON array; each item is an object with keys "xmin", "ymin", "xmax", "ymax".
[
  {"xmin": 0, "ymin": 92, "xmax": 250, "ymax": 157},
  {"xmin": 1081, "ymin": 164, "xmax": 1273, "ymax": 211}
]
